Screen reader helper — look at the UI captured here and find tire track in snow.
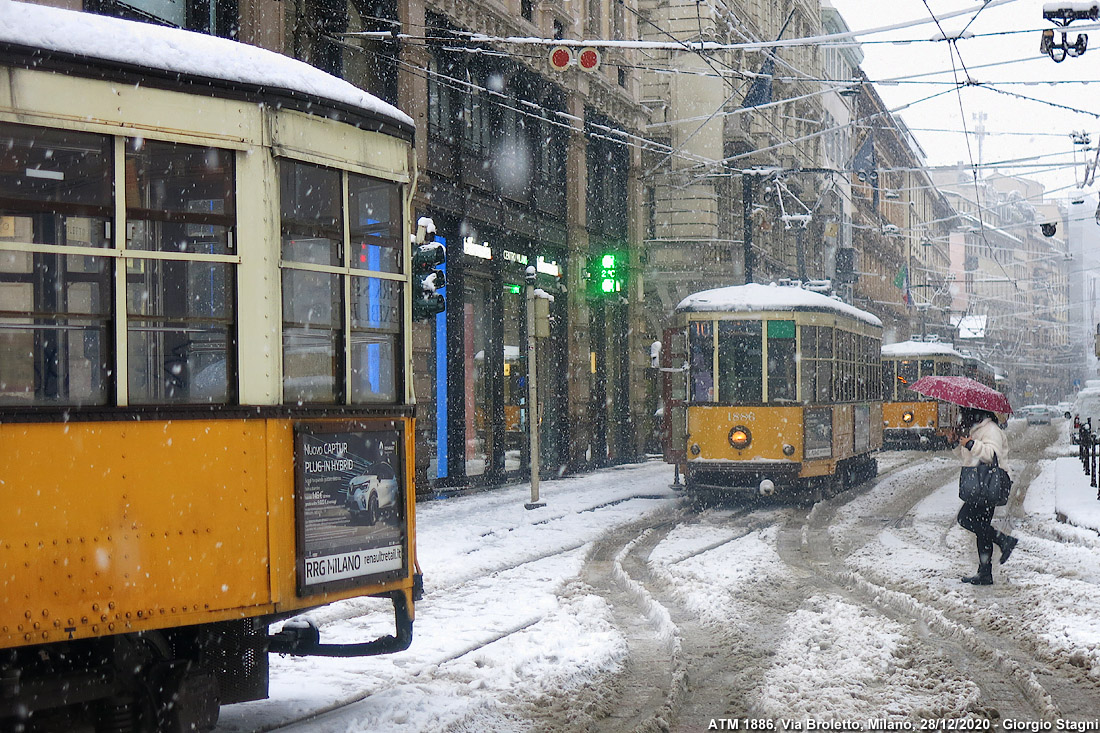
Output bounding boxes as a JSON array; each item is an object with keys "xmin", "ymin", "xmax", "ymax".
[{"xmin": 783, "ymin": 448, "xmax": 1063, "ymax": 723}]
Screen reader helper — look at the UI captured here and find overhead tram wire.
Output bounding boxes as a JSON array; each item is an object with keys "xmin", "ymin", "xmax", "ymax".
[
  {"xmin": 919, "ymin": 0, "xmax": 1021, "ymax": 292},
  {"xmin": 342, "ymin": 9, "xmax": 1087, "ymax": 239}
]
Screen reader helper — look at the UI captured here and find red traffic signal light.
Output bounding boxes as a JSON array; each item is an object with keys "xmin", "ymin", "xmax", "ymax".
[
  {"xmin": 578, "ymin": 48, "xmax": 600, "ymax": 72},
  {"xmin": 549, "ymin": 46, "xmax": 572, "ymax": 70}
]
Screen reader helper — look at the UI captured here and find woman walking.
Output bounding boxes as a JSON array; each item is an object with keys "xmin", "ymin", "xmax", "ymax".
[{"xmin": 952, "ymin": 407, "xmax": 1018, "ymax": 585}]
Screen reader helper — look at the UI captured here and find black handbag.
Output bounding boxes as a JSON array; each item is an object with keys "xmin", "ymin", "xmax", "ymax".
[{"xmin": 959, "ymin": 452, "xmax": 1012, "ymax": 506}]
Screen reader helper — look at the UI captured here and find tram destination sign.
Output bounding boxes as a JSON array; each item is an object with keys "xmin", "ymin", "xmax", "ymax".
[{"xmin": 292, "ymin": 420, "xmax": 408, "ymax": 596}]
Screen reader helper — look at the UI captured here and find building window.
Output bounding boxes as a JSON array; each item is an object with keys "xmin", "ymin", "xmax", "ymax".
[
  {"xmin": 521, "ymin": 0, "xmax": 533, "ymax": 21},
  {"xmin": 85, "ymin": 0, "xmax": 239, "ymax": 39},
  {"xmin": 279, "ymin": 159, "xmax": 404, "ymax": 405}
]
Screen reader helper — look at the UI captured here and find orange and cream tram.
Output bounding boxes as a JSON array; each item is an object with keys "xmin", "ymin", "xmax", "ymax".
[
  {"xmin": 880, "ymin": 340, "xmax": 965, "ymax": 449},
  {"xmin": 964, "ymin": 354, "xmax": 999, "ymax": 390},
  {"xmin": 1, "ymin": 5, "xmax": 422, "ymax": 730},
  {"xmin": 665, "ymin": 282, "xmax": 883, "ymax": 503}
]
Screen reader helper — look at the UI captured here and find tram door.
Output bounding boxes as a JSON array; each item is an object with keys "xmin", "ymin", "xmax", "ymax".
[{"xmin": 661, "ymin": 326, "xmax": 687, "ymax": 469}]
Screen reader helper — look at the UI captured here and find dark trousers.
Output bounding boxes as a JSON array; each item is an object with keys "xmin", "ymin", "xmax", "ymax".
[{"xmin": 957, "ymin": 501, "xmax": 996, "ymax": 561}]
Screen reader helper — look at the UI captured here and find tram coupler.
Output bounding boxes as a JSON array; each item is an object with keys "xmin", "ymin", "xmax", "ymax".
[{"xmin": 267, "ymin": 590, "xmax": 413, "ymax": 657}]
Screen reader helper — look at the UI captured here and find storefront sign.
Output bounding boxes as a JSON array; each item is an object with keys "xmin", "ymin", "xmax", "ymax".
[
  {"xmin": 293, "ymin": 421, "xmax": 407, "ymax": 596},
  {"xmin": 462, "ymin": 236, "xmax": 492, "ymax": 260}
]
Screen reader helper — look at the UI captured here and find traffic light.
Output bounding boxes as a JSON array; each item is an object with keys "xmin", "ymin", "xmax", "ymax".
[
  {"xmin": 412, "ymin": 241, "xmax": 446, "ymax": 321},
  {"xmin": 590, "ymin": 252, "xmax": 625, "ymax": 297}
]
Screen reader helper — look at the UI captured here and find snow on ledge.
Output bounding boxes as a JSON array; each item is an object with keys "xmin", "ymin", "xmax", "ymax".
[{"xmin": 0, "ymin": 0, "xmax": 413, "ymax": 131}]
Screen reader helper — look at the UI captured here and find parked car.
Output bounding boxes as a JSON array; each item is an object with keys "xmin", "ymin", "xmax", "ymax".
[
  {"xmin": 1070, "ymin": 388, "xmax": 1100, "ymax": 443},
  {"xmin": 1022, "ymin": 404, "xmax": 1051, "ymax": 425}
]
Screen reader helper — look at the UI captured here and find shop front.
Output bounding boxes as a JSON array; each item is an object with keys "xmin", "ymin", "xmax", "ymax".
[{"xmin": 425, "ymin": 220, "xmax": 568, "ymax": 489}]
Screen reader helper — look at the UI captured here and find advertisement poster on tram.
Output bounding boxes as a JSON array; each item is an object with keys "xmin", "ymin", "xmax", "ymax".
[{"xmin": 293, "ymin": 421, "xmax": 407, "ymax": 595}]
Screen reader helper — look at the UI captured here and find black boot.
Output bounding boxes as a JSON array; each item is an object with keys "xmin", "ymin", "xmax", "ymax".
[
  {"xmin": 996, "ymin": 533, "xmax": 1018, "ymax": 564},
  {"xmin": 961, "ymin": 553, "xmax": 993, "ymax": 585}
]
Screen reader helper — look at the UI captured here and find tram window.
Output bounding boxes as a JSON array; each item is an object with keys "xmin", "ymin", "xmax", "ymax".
[
  {"xmin": 125, "ymin": 139, "xmax": 234, "ymax": 255},
  {"xmin": 350, "ymin": 277, "xmax": 401, "ymax": 402},
  {"xmin": 0, "ymin": 122, "xmax": 113, "ymax": 249},
  {"xmin": 882, "ymin": 360, "xmax": 896, "ymax": 402},
  {"xmin": 123, "ymin": 139, "xmax": 236, "ymax": 404},
  {"xmin": 688, "ymin": 321, "xmax": 714, "ymax": 402},
  {"xmin": 818, "ymin": 327, "xmax": 833, "ymax": 359},
  {"xmin": 349, "ymin": 174, "xmax": 402, "ymax": 274},
  {"xmin": 936, "ymin": 360, "xmax": 953, "ymax": 377},
  {"xmin": 920, "ymin": 359, "xmax": 935, "ymax": 379},
  {"xmin": 281, "ymin": 162, "xmax": 342, "ymax": 266},
  {"xmin": 717, "ymin": 320, "xmax": 762, "ymax": 403},
  {"xmin": 127, "ymin": 260, "xmax": 234, "ymax": 404},
  {"xmin": 899, "ymin": 359, "xmax": 918, "ymax": 398},
  {"xmin": 0, "ymin": 251, "xmax": 112, "ymax": 406},
  {"xmin": 767, "ymin": 320, "xmax": 796, "ymax": 402},
  {"xmin": 0, "ymin": 123, "xmax": 113, "ymax": 406},
  {"xmin": 283, "ymin": 269, "xmax": 342, "ymax": 404},
  {"xmin": 800, "ymin": 325, "xmax": 816, "ymax": 403}
]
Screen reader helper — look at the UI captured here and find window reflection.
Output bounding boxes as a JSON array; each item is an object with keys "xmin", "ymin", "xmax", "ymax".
[
  {"xmin": 688, "ymin": 321, "xmax": 713, "ymax": 402},
  {"xmin": 124, "ymin": 138, "xmax": 236, "ymax": 404},
  {"xmin": 0, "ymin": 124, "xmax": 114, "ymax": 406},
  {"xmin": 282, "ymin": 269, "xmax": 341, "ymax": 404},
  {"xmin": 717, "ymin": 320, "xmax": 762, "ymax": 403},
  {"xmin": 281, "ymin": 162, "xmax": 341, "ymax": 266},
  {"xmin": 0, "ymin": 251, "xmax": 111, "ymax": 405},
  {"xmin": 127, "ymin": 259, "xmax": 234, "ymax": 404},
  {"xmin": 0, "ymin": 122, "xmax": 113, "ymax": 249},
  {"xmin": 126, "ymin": 139, "xmax": 235, "ymax": 255},
  {"xmin": 350, "ymin": 276, "xmax": 401, "ymax": 402},
  {"xmin": 349, "ymin": 174, "xmax": 402, "ymax": 274}
]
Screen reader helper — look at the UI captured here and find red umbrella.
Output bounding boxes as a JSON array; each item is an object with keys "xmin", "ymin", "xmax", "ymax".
[{"xmin": 907, "ymin": 375, "xmax": 1013, "ymax": 414}]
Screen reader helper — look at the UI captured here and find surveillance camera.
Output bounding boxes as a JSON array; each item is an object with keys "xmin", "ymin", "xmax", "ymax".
[{"xmin": 1041, "ymin": 222, "xmax": 1057, "ymax": 237}]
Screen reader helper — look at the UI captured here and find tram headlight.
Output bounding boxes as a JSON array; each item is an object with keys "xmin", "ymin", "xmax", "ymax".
[
  {"xmin": 728, "ymin": 426, "xmax": 752, "ymax": 450},
  {"xmin": 690, "ymin": 443, "xmax": 701, "ymax": 456},
  {"xmin": 902, "ymin": 410, "xmax": 914, "ymax": 424},
  {"xmin": 782, "ymin": 443, "xmax": 795, "ymax": 457}
]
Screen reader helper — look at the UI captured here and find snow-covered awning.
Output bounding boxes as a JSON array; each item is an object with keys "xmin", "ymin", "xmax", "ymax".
[{"xmin": 0, "ymin": 0, "xmax": 413, "ymax": 138}]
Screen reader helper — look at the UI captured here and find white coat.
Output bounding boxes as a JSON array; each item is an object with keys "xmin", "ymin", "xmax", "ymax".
[{"xmin": 955, "ymin": 417, "xmax": 1007, "ymax": 468}]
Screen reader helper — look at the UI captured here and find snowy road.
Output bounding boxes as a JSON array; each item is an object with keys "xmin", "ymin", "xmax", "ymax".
[{"xmin": 216, "ymin": 420, "xmax": 1100, "ymax": 732}]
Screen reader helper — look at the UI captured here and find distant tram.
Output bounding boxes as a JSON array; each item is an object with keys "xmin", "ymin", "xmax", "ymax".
[
  {"xmin": 662, "ymin": 282, "xmax": 883, "ymax": 503},
  {"xmin": 964, "ymin": 354, "xmax": 999, "ymax": 390},
  {"xmin": 880, "ymin": 340, "xmax": 965, "ymax": 449},
  {"xmin": 1, "ymin": 5, "xmax": 421, "ymax": 731}
]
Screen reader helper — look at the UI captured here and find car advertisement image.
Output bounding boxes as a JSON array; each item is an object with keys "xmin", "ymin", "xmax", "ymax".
[{"xmin": 293, "ymin": 422, "xmax": 407, "ymax": 595}]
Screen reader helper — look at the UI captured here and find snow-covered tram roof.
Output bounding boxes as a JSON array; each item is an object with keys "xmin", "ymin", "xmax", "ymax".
[
  {"xmin": 881, "ymin": 340, "xmax": 964, "ymax": 359},
  {"xmin": 675, "ymin": 283, "xmax": 882, "ymax": 328},
  {"xmin": 0, "ymin": 1, "xmax": 414, "ymax": 139}
]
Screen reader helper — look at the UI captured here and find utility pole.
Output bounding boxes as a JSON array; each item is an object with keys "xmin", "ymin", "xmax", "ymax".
[
  {"xmin": 524, "ymin": 265, "xmax": 549, "ymax": 510},
  {"xmin": 742, "ymin": 174, "xmax": 754, "ymax": 283}
]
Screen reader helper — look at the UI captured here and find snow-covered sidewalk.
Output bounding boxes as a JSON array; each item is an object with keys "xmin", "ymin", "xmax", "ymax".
[{"xmin": 1052, "ymin": 455, "xmax": 1100, "ymax": 534}]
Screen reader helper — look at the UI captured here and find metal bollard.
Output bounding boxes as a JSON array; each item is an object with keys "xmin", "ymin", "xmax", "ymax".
[{"xmin": 1092, "ymin": 431, "xmax": 1098, "ymax": 489}]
